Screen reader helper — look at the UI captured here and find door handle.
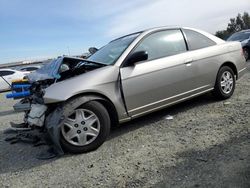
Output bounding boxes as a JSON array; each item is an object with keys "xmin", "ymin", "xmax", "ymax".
[{"xmin": 184, "ymin": 58, "xmax": 193, "ymax": 66}]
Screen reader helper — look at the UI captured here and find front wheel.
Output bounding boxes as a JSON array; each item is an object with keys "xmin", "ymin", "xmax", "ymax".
[
  {"xmin": 60, "ymin": 101, "xmax": 110, "ymax": 154},
  {"xmin": 213, "ymin": 66, "xmax": 236, "ymax": 100}
]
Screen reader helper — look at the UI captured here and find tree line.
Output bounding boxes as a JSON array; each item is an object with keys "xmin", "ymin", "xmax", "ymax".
[{"xmin": 215, "ymin": 12, "xmax": 250, "ymax": 40}]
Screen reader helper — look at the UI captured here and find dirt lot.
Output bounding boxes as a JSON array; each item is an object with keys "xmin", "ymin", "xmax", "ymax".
[{"xmin": 0, "ymin": 62, "xmax": 249, "ymax": 188}]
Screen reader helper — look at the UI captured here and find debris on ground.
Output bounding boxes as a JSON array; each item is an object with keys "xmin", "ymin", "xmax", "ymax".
[{"xmin": 165, "ymin": 115, "xmax": 174, "ymax": 120}]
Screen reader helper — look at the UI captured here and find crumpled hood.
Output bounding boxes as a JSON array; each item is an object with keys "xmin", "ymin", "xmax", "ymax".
[
  {"xmin": 27, "ymin": 58, "xmax": 62, "ymax": 82},
  {"xmin": 43, "ymin": 65, "xmax": 119, "ymax": 104}
]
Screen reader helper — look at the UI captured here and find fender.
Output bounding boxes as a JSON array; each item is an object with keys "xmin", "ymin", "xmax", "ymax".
[
  {"xmin": 44, "ymin": 95, "xmax": 107, "ymax": 157},
  {"xmin": 61, "ymin": 95, "xmax": 106, "ymax": 114}
]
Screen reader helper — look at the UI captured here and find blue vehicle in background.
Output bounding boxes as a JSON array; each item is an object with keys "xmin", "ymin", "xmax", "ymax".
[{"xmin": 227, "ymin": 29, "xmax": 250, "ymax": 60}]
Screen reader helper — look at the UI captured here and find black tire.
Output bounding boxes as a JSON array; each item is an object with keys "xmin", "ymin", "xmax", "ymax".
[
  {"xmin": 213, "ymin": 66, "xmax": 236, "ymax": 100},
  {"xmin": 243, "ymin": 47, "xmax": 249, "ymax": 60},
  {"xmin": 60, "ymin": 101, "xmax": 110, "ymax": 154}
]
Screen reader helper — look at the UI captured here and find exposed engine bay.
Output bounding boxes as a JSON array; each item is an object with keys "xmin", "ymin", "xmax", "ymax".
[{"xmin": 4, "ymin": 56, "xmax": 105, "ymax": 159}]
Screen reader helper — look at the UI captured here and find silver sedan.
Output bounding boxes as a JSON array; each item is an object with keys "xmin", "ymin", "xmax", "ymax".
[{"xmin": 26, "ymin": 27, "xmax": 247, "ymax": 153}]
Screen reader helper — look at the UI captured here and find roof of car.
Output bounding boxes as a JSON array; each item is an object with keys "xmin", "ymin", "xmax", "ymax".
[
  {"xmin": 144, "ymin": 26, "xmax": 181, "ymax": 31},
  {"xmin": 237, "ymin": 29, "xmax": 250, "ymax": 33},
  {"xmin": 0, "ymin": 68, "xmax": 17, "ymax": 72},
  {"xmin": 112, "ymin": 26, "xmax": 181, "ymax": 41},
  {"xmin": 112, "ymin": 26, "xmax": 224, "ymax": 45}
]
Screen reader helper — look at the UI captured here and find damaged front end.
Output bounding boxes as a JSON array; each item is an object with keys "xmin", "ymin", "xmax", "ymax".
[{"xmin": 4, "ymin": 56, "xmax": 105, "ymax": 159}]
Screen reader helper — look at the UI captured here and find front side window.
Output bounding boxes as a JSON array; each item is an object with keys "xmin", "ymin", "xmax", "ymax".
[
  {"xmin": 0, "ymin": 71, "xmax": 15, "ymax": 76},
  {"xmin": 133, "ymin": 29, "xmax": 187, "ymax": 61},
  {"xmin": 183, "ymin": 29, "xmax": 216, "ymax": 50}
]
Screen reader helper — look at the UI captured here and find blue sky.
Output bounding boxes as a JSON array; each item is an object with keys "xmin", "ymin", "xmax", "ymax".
[{"xmin": 0, "ymin": 0, "xmax": 249, "ymax": 64}]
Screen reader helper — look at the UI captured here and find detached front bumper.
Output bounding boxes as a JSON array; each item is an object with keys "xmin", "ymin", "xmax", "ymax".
[
  {"xmin": 5, "ymin": 75, "xmax": 66, "ymax": 158},
  {"xmin": 11, "ymin": 98, "xmax": 65, "ymax": 157}
]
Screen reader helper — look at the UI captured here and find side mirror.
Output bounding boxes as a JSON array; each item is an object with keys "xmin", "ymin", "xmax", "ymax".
[
  {"xmin": 124, "ymin": 51, "xmax": 148, "ymax": 66},
  {"xmin": 89, "ymin": 47, "xmax": 98, "ymax": 54}
]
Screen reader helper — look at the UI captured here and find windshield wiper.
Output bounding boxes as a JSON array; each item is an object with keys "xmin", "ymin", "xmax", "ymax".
[
  {"xmin": 63, "ymin": 56, "xmax": 106, "ymax": 66},
  {"xmin": 81, "ymin": 59, "xmax": 106, "ymax": 66}
]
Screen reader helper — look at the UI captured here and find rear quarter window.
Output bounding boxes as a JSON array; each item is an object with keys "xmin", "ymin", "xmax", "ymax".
[
  {"xmin": 0, "ymin": 70, "xmax": 15, "ymax": 76},
  {"xmin": 183, "ymin": 29, "xmax": 216, "ymax": 50}
]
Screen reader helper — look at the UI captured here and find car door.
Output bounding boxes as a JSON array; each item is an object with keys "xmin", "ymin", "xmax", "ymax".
[
  {"xmin": 0, "ymin": 71, "xmax": 9, "ymax": 91},
  {"xmin": 11, "ymin": 71, "xmax": 25, "ymax": 81},
  {"xmin": 120, "ymin": 29, "xmax": 198, "ymax": 117},
  {"xmin": 0, "ymin": 70, "xmax": 14, "ymax": 91},
  {"xmin": 182, "ymin": 29, "xmax": 219, "ymax": 89}
]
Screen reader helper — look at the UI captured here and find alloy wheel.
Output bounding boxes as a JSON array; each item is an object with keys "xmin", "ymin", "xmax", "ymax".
[
  {"xmin": 220, "ymin": 71, "xmax": 234, "ymax": 94},
  {"xmin": 61, "ymin": 109, "xmax": 100, "ymax": 146}
]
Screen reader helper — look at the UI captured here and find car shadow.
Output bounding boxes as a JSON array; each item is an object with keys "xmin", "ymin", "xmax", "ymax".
[
  {"xmin": 109, "ymin": 93, "xmax": 217, "ymax": 140},
  {"xmin": 0, "ymin": 93, "xmax": 220, "ymax": 174}
]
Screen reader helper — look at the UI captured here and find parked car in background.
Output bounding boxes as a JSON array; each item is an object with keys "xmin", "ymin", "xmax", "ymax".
[
  {"xmin": 0, "ymin": 69, "xmax": 29, "ymax": 92},
  {"xmin": 227, "ymin": 29, "xmax": 250, "ymax": 60},
  {"xmin": 9, "ymin": 27, "xmax": 247, "ymax": 154}
]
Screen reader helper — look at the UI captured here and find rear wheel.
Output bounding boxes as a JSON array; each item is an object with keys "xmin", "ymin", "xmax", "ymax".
[
  {"xmin": 213, "ymin": 66, "xmax": 235, "ymax": 100},
  {"xmin": 60, "ymin": 101, "xmax": 110, "ymax": 153}
]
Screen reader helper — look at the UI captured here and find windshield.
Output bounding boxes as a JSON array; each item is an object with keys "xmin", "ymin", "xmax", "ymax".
[
  {"xmin": 87, "ymin": 33, "xmax": 140, "ymax": 65},
  {"xmin": 227, "ymin": 32, "xmax": 250, "ymax": 41}
]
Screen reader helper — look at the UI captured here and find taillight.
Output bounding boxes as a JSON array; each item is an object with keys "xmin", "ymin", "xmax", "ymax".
[{"xmin": 241, "ymin": 48, "xmax": 244, "ymax": 57}]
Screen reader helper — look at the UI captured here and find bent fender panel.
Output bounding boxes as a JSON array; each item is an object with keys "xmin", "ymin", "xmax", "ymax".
[
  {"xmin": 43, "ymin": 66, "xmax": 120, "ymax": 103},
  {"xmin": 45, "ymin": 96, "xmax": 102, "ymax": 155}
]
